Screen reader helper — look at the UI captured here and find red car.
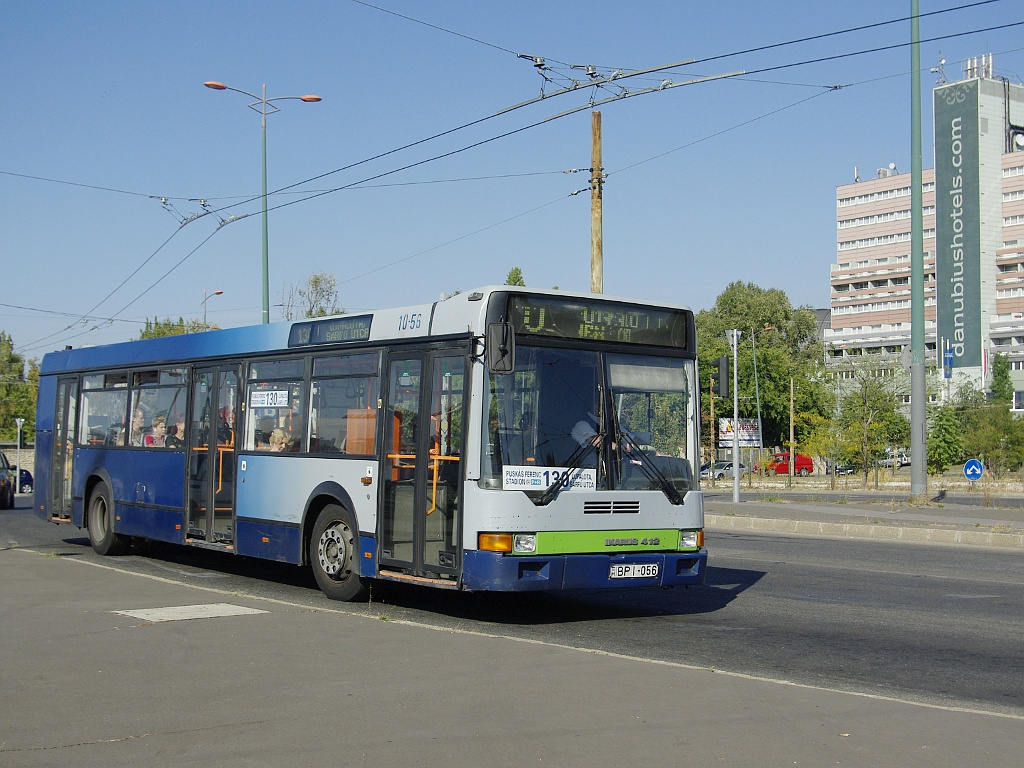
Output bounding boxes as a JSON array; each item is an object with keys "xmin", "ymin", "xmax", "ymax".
[{"xmin": 765, "ymin": 452, "xmax": 814, "ymax": 476}]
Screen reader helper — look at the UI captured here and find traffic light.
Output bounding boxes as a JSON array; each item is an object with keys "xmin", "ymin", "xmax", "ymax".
[{"xmin": 711, "ymin": 355, "xmax": 729, "ymax": 398}]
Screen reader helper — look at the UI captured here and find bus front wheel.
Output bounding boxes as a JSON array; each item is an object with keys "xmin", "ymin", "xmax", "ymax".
[
  {"xmin": 87, "ymin": 483, "xmax": 129, "ymax": 556},
  {"xmin": 311, "ymin": 505, "xmax": 368, "ymax": 602}
]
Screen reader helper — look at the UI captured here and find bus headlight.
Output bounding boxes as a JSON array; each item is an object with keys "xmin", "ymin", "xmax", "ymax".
[
  {"xmin": 513, "ymin": 534, "xmax": 537, "ymax": 554},
  {"xmin": 477, "ymin": 533, "xmax": 538, "ymax": 554},
  {"xmin": 680, "ymin": 530, "xmax": 703, "ymax": 549}
]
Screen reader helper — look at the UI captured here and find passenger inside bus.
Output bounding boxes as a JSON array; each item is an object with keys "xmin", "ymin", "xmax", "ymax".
[
  {"xmin": 268, "ymin": 428, "xmax": 291, "ymax": 452},
  {"xmin": 144, "ymin": 415, "xmax": 167, "ymax": 447},
  {"xmin": 129, "ymin": 407, "xmax": 147, "ymax": 446},
  {"xmin": 165, "ymin": 413, "xmax": 186, "ymax": 449}
]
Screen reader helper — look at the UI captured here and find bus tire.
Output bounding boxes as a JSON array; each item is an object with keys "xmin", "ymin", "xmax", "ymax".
[
  {"xmin": 799, "ymin": 467, "xmax": 809, "ymax": 477},
  {"xmin": 87, "ymin": 482, "xmax": 129, "ymax": 556},
  {"xmin": 311, "ymin": 505, "xmax": 368, "ymax": 602}
]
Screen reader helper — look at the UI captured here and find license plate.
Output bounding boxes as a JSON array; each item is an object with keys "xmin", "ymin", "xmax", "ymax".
[{"xmin": 609, "ymin": 563, "xmax": 658, "ymax": 579}]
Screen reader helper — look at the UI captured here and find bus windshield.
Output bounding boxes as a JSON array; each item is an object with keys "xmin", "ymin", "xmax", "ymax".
[{"xmin": 483, "ymin": 346, "xmax": 697, "ymax": 496}]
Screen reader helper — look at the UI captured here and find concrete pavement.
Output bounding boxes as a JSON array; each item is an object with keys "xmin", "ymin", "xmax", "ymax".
[{"xmin": 1, "ymin": 506, "xmax": 1021, "ymax": 767}]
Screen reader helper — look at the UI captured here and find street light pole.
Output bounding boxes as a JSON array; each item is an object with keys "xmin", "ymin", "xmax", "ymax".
[
  {"xmin": 727, "ymin": 329, "xmax": 742, "ymax": 503},
  {"xmin": 204, "ymin": 81, "xmax": 322, "ymax": 323},
  {"xmin": 15, "ymin": 418, "xmax": 24, "ymax": 494},
  {"xmin": 202, "ymin": 289, "xmax": 223, "ymax": 326}
]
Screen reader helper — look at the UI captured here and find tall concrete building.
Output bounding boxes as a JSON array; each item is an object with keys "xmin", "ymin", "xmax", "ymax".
[{"xmin": 826, "ymin": 55, "xmax": 1024, "ymax": 402}]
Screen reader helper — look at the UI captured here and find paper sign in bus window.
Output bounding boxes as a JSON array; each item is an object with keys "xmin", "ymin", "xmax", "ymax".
[
  {"xmin": 503, "ymin": 466, "xmax": 596, "ymax": 491},
  {"xmin": 250, "ymin": 390, "xmax": 290, "ymax": 408}
]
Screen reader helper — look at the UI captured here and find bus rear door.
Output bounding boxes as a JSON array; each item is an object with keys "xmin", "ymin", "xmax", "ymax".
[
  {"xmin": 49, "ymin": 377, "xmax": 78, "ymax": 522},
  {"xmin": 187, "ymin": 366, "xmax": 240, "ymax": 546}
]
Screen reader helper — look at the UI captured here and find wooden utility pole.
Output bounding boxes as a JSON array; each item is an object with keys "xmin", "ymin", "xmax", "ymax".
[
  {"xmin": 708, "ymin": 374, "xmax": 715, "ymax": 465},
  {"xmin": 590, "ymin": 111, "xmax": 603, "ymax": 294}
]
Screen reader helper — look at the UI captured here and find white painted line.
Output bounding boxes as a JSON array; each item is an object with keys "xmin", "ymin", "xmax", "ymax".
[{"xmin": 114, "ymin": 603, "xmax": 268, "ymax": 622}]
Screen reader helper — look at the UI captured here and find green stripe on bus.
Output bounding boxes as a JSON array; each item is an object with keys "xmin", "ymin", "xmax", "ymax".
[{"xmin": 531, "ymin": 529, "xmax": 686, "ymax": 555}]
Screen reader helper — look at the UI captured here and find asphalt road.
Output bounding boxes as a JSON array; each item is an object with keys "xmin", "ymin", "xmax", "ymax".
[{"xmin": 5, "ymin": 496, "xmax": 1022, "ymax": 717}]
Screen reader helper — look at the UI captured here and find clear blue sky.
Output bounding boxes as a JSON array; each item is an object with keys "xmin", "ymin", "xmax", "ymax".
[{"xmin": 2, "ymin": 1, "xmax": 1022, "ymax": 357}]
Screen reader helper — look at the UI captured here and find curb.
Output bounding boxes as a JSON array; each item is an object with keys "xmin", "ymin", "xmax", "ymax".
[{"xmin": 705, "ymin": 514, "xmax": 1024, "ymax": 549}]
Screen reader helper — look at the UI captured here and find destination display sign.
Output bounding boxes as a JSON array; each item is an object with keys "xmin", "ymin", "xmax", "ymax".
[
  {"xmin": 507, "ymin": 295, "xmax": 688, "ymax": 348},
  {"xmin": 288, "ymin": 315, "xmax": 373, "ymax": 347}
]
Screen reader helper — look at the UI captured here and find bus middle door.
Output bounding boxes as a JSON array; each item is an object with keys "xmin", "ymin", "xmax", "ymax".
[{"xmin": 380, "ymin": 350, "xmax": 465, "ymax": 583}]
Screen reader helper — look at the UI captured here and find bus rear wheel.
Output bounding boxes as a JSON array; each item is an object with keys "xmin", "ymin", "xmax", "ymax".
[
  {"xmin": 87, "ymin": 482, "xmax": 129, "ymax": 556},
  {"xmin": 311, "ymin": 505, "xmax": 368, "ymax": 602}
]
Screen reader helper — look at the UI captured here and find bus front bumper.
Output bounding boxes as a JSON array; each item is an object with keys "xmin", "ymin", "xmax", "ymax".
[{"xmin": 460, "ymin": 549, "xmax": 707, "ymax": 592}]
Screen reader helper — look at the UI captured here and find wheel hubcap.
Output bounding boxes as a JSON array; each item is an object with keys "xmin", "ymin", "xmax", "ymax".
[{"xmin": 318, "ymin": 525, "xmax": 349, "ymax": 579}]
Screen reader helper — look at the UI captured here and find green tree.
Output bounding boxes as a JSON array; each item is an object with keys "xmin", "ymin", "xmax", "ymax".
[
  {"xmin": 280, "ymin": 272, "xmax": 343, "ymax": 320},
  {"xmin": 927, "ymin": 405, "xmax": 963, "ymax": 475},
  {"xmin": 505, "ymin": 267, "xmax": 526, "ymax": 286},
  {"xmin": 952, "ymin": 378, "xmax": 1024, "ymax": 476},
  {"xmin": 696, "ymin": 282, "xmax": 827, "ymax": 450},
  {"xmin": 299, "ymin": 272, "xmax": 341, "ymax": 318},
  {"xmin": 990, "ymin": 353, "xmax": 1013, "ymax": 404},
  {"xmin": 0, "ymin": 331, "xmax": 38, "ymax": 443},
  {"xmin": 137, "ymin": 317, "xmax": 218, "ymax": 339},
  {"xmin": 837, "ymin": 364, "xmax": 909, "ymax": 480}
]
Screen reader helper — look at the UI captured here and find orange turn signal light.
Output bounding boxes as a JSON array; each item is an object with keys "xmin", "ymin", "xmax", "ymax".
[{"xmin": 478, "ymin": 533, "xmax": 513, "ymax": 553}]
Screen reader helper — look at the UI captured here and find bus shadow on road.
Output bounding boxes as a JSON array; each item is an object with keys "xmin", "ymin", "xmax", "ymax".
[
  {"xmin": 362, "ymin": 565, "xmax": 766, "ymax": 625},
  {"xmin": 59, "ymin": 536, "xmax": 764, "ymax": 625}
]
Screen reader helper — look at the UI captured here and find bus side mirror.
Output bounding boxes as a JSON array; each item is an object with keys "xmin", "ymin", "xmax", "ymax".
[{"xmin": 486, "ymin": 322, "xmax": 515, "ymax": 374}]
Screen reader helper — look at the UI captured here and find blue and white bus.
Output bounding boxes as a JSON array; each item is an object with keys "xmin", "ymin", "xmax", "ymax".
[{"xmin": 35, "ymin": 287, "xmax": 706, "ymax": 600}]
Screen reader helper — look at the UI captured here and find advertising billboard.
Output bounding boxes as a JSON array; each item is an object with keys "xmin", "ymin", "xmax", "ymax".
[
  {"xmin": 718, "ymin": 418, "xmax": 761, "ymax": 448},
  {"xmin": 934, "ymin": 80, "xmax": 982, "ymax": 368}
]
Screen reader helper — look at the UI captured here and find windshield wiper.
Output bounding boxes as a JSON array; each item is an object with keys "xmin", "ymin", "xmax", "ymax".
[
  {"xmin": 531, "ymin": 432, "xmax": 601, "ymax": 506},
  {"xmin": 616, "ymin": 430, "xmax": 684, "ymax": 505}
]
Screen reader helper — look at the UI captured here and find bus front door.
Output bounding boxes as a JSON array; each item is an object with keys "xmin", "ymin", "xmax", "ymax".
[
  {"xmin": 49, "ymin": 377, "xmax": 78, "ymax": 522},
  {"xmin": 187, "ymin": 366, "xmax": 240, "ymax": 546},
  {"xmin": 380, "ymin": 351, "xmax": 465, "ymax": 582}
]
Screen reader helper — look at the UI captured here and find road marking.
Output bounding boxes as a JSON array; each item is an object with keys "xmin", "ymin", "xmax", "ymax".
[
  {"xmin": 17, "ymin": 548, "xmax": 1024, "ymax": 722},
  {"xmin": 944, "ymin": 594, "xmax": 1000, "ymax": 599},
  {"xmin": 114, "ymin": 603, "xmax": 267, "ymax": 622}
]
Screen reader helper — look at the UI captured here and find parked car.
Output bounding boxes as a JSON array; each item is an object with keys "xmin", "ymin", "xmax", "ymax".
[
  {"xmin": 12, "ymin": 466, "xmax": 33, "ymax": 493},
  {"xmin": 764, "ymin": 452, "xmax": 814, "ymax": 476},
  {"xmin": 878, "ymin": 452, "xmax": 910, "ymax": 468},
  {"xmin": 830, "ymin": 463, "xmax": 857, "ymax": 476},
  {"xmin": 0, "ymin": 452, "xmax": 14, "ymax": 509},
  {"xmin": 701, "ymin": 461, "xmax": 747, "ymax": 480}
]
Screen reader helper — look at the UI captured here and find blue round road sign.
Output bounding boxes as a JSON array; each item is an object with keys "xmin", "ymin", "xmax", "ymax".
[{"xmin": 963, "ymin": 459, "xmax": 984, "ymax": 482}]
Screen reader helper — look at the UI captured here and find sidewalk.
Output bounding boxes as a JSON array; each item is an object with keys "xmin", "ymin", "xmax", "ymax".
[
  {"xmin": 704, "ymin": 488, "xmax": 1024, "ymax": 548},
  {"xmin": 1, "ymin": 545, "xmax": 1020, "ymax": 767}
]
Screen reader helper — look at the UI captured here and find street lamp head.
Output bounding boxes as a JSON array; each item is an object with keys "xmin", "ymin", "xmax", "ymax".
[
  {"xmin": 213, "ymin": 289, "xmax": 224, "ymax": 297},
  {"xmin": 300, "ymin": 95, "xmax": 322, "ymax": 102},
  {"xmin": 204, "ymin": 81, "xmax": 227, "ymax": 90}
]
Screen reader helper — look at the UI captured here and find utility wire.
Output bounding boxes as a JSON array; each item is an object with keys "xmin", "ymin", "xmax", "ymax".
[
  {"xmin": 241, "ymin": 15, "xmax": 1024, "ymax": 220},
  {"xmin": 336, "ymin": 194, "xmax": 573, "ymax": 286},
  {"xmin": 15, "ymin": 6, "xmax": 1022, "ymax": 349},
  {"xmin": 0, "ymin": 301, "xmax": 145, "ymax": 325}
]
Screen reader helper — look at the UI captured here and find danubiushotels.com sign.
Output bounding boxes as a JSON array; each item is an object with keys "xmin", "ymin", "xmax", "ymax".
[{"xmin": 934, "ymin": 79, "xmax": 982, "ymax": 369}]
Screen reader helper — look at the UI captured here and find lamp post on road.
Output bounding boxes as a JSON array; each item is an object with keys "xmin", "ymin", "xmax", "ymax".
[
  {"xmin": 202, "ymin": 289, "xmax": 223, "ymax": 326},
  {"xmin": 15, "ymin": 418, "xmax": 24, "ymax": 494},
  {"xmin": 204, "ymin": 81, "xmax": 322, "ymax": 324}
]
